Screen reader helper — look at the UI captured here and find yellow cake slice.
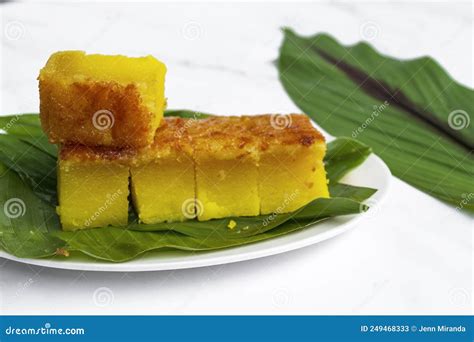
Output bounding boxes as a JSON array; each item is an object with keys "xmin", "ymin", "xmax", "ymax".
[
  {"xmin": 39, "ymin": 51, "xmax": 167, "ymax": 148},
  {"xmin": 248, "ymin": 114, "xmax": 329, "ymax": 215},
  {"xmin": 188, "ymin": 117, "xmax": 260, "ymax": 221},
  {"xmin": 130, "ymin": 117, "xmax": 195, "ymax": 223},
  {"xmin": 57, "ymin": 145, "xmax": 131, "ymax": 230}
]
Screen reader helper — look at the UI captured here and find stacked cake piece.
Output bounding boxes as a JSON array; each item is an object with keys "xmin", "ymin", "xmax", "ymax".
[{"xmin": 39, "ymin": 51, "xmax": 329, "ymax": 231}]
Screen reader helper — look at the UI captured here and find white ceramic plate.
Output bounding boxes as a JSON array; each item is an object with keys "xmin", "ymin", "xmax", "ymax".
[{"xmin": 0, "ymin": 153, "xmax": 391, "ymax": 272}]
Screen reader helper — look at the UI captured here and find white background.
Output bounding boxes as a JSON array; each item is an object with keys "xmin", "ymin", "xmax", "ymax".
[{"xmin": 0, "ymin": 1, "xmax": 472, "ymax": 314}]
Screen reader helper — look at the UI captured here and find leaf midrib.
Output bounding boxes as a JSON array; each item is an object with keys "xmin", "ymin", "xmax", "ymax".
[{"xmin": 312, "ymin": 46, "xmax": 473, "ymax": 152}]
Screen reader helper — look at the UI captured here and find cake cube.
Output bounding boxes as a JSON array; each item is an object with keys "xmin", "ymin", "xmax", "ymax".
[
  {"xmin": 57, "ymin": 145, "xmax": 131, "ymax": 230},
  {"xmin": 248, "ymin": 114, "xmax": 329, "ymax": 214},
  {"xmin": 39, "ymin": 51, "xmax": 167, "ymax": 148},
  {"xmin": 130, "ymin": 117, "xmax": 195, "ymax": 223},
  {"xmin": 189, "ymin": 117, "xmax": 260, "ymax": 221}
]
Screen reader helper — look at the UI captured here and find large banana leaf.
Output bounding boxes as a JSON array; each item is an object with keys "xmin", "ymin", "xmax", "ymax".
[{"xmin": 278, "ymin": 29, "xmax": 474, "ymax": 211}]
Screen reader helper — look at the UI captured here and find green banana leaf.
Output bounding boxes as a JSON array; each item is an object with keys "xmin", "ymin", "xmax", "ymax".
[
  {"xmin": 0, "ymin": 113, "xmax": 376, "ymax": 262},
  {"xmin": 278, "ymin": 29, "xmax": 474, "ymax": 211}
]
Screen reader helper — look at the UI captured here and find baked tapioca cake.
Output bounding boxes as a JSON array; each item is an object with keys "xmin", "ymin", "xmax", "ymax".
[
  {"xmin": 130, "ymin": 117, "xmax": 195, "ymax": 223},
  {"xmin": 39, "ymin": 51, "xmax": 167, "ymax": 148},
  {"xmin": 56, "ymin": 114, "xmax": 328, "ymax": 230},
  {"xmin": 248, "ymin": 114, "xmax": 329, "ymax": 215},
  {"xmin": 57, "ymin": 145, "xmax": 131, "ymax": 231},
  {"xmin": 188, "ymin": 116, "xmax": 260, "ymax": 221}
]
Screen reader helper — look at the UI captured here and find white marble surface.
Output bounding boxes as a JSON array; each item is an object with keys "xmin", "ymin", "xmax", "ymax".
[{"xmin": 0, "ymin": 1, "xmax": 472, "ymax": 315}]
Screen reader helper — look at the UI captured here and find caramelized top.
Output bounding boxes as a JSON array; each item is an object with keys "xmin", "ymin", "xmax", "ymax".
[
  {"xmin": 59, "ymin": 144, "xmax": 135, "ymax": 164},
  {"xmin": 131, "ymin": 117, "xmax": 193, "ymax": 164},
  {"xmin": 152, "ymin": 117, "xmax": 192, "ymax": 149},
  {"xmin": 244, "ymin": 114, "xmax": 325, "ymax": 151},
  {"xmin": 59, "ymin": 115, "xmax": 326, "ymax": 163},
  {"xmin": 188, "ymin": 116, "xmax": 259, "ymax": 160}
]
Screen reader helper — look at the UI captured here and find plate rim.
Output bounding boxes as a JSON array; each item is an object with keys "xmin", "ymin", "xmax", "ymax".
[{"xmin": 0, "ymin": 153, "xmax": 392, "ymax": 272}]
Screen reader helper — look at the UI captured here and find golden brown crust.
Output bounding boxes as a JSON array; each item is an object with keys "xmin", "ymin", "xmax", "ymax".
[
  {"xmin": 59, "ymin": 144, "xmax": 135, "ymax": 164},
  {"xmin": 244, "ymin": 114, "xmax": 325, "ymax": 151},
  {"xmin": 60, "ymin": 117, "xmax": 191, "ymax": 164},
  {"xmin": 187, "ymin": 114, "xmax": 325, "ymax": 160},
  {"xmin": 59, "ymin": 115, "xmax": 326, "ymax": 163},
  {"xmin": 151, "ymin": 117, "xmax": 191, "ymax": 148},
  {"xmin": 131, "ymin": 117, "xmax": 193, "ymax": 164},
  {"xmin": 39, "ymin": 79, "xmax": 156, "ymax": 148},
  {"xmin": 188, "ymin": 116, "xmax": 259, "ymax": 160}
]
